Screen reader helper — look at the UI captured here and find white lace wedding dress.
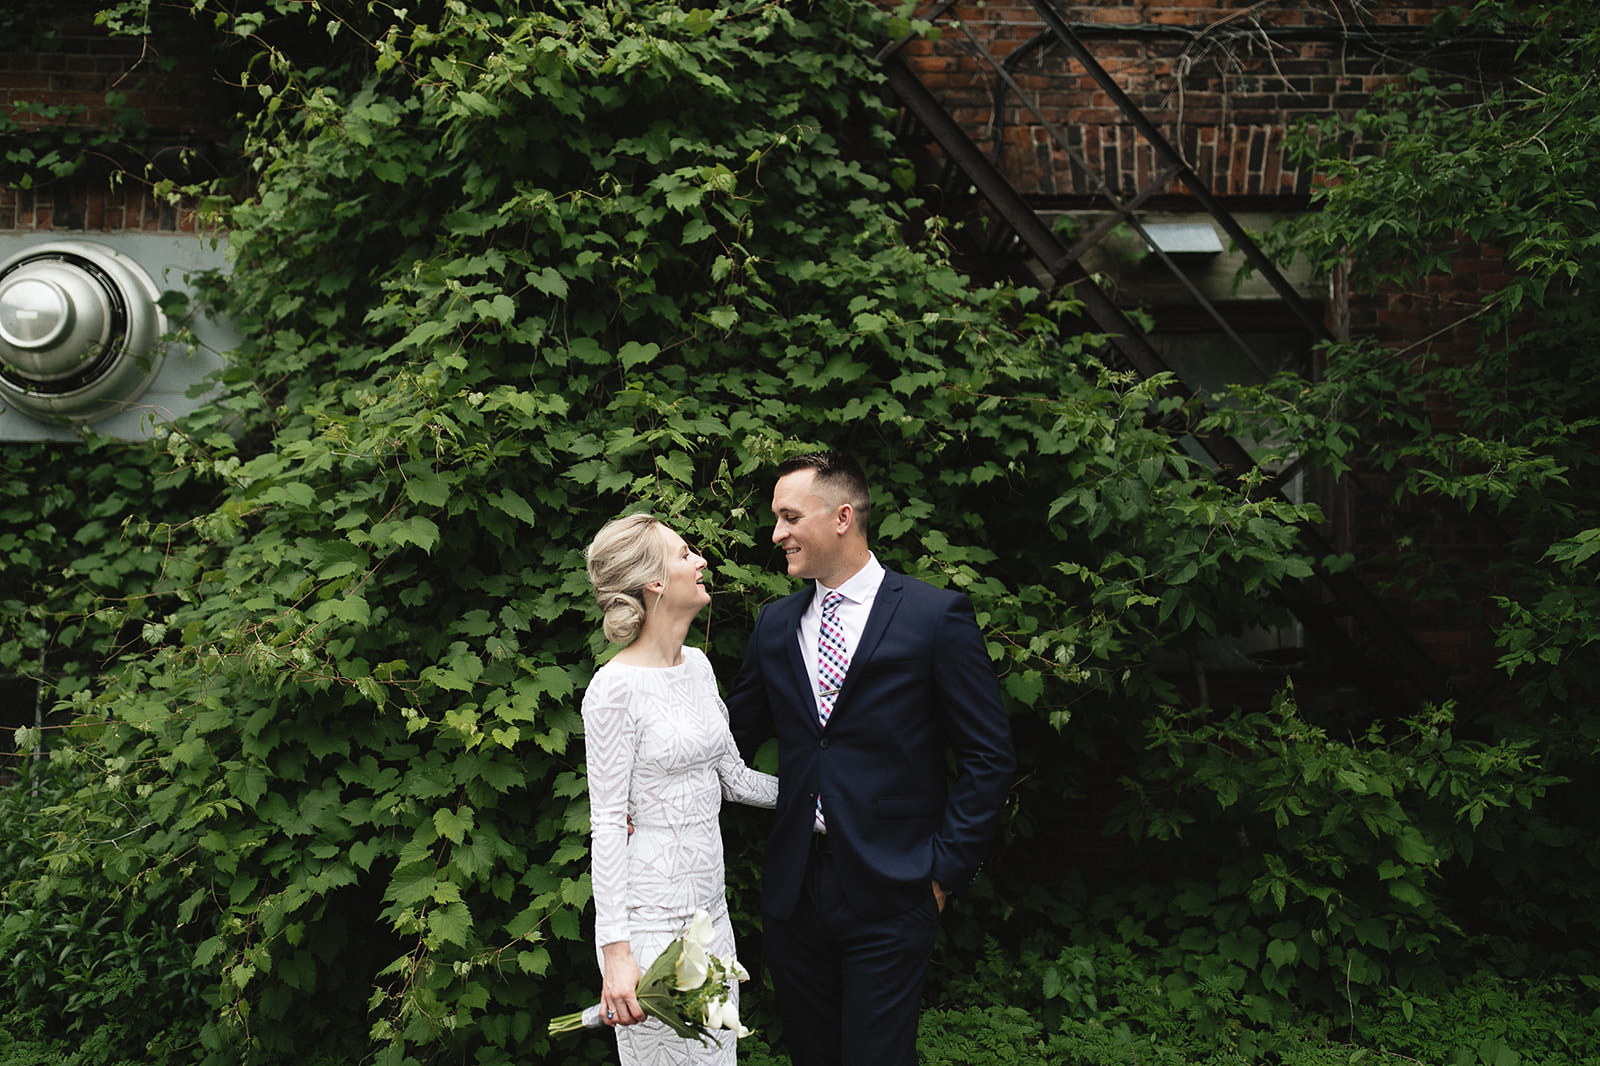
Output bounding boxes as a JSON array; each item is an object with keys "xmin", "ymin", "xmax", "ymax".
[{"xmin": 582, "ymin": 646, "xmax": 778, "ymax": 1066}]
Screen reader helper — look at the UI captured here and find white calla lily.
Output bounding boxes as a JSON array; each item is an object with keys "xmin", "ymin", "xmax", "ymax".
[
  {"xmin": 705, "ymin": 995, "xmax": 746, "ymax": 1035},
  {"xmin": 673, "ymin": 939, "xmax": 709, "ymax": 990},
  {"xmin": 672, "ymin": 908, "xmax": 716, "ymax": 989},
  {"xmin": 684, "ymin": 908, "xmax": 715, "ymax": 951}
]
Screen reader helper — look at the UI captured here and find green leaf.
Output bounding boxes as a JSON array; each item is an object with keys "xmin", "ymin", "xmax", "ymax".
[
  {"xmin": 527, "ymin": 266, "xmax": 569, "ymax": 299},
  {"xmin": 1394, "ymin": 827, "xmax": 1440, "ymax": 864},
  {"xmin": 656, "ymin": 452, "xmax": 694, "ymax": 485},
  {"xmin": 388, "ymin": 517, "xmax": 441, "ymax": 552},
  {"xmin": 428, "ymin": 901, "xmax": 473, "ymax": 947},
  {"xmin": 1002, "ymin": 669, "xmax": 1044, "ymax": 707},
  {"xmin": 227, "ymin": 764, "xmax": 269, "ymax": 807},
  {"xmin": 434, "ymin": 806, "xmax": 473, "ymax": 844},
  {"xmin": 488, "ymin": 490, "xmax": 539, "ymax": 528},
  {"xmin": 619, "ymin": 340, "xmax": 662, "ymax": 370},
  {"xmin": 312, "ymin": 541, "xmax": 370, "ymax": 581},
  {"xmin": 404, "ymin": 473, "xmax": 451, "ymax": 508}
]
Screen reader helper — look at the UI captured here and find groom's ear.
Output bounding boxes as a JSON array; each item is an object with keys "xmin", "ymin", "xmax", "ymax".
[{"xmin": 837, "ymin": 502, "xmax": 866, "ymax": 539}]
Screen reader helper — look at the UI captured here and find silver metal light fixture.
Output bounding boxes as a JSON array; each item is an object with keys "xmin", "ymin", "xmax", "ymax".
[
  {"xmin": 0, "ymin": 240, "xmax": 168, "ymax": 424},
  {"xmin": 1141, "ymin": 222, "xmax": 1224, "ymax": 256}
]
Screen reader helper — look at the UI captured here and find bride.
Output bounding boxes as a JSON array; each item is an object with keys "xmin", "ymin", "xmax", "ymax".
[{"xmin": 581, "ymin": 513, "xmax": 778, "ymax": 1065}]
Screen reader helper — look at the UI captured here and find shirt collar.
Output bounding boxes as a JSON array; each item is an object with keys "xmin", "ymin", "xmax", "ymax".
[{"xmin": 816, "ymin": 552, "xmax": 884, "ymax": 605}]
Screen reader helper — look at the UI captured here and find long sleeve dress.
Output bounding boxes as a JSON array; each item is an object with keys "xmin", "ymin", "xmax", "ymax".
[{"xmin": 581, "ymin": 646, "xmax": 779, "ymax": 1066}]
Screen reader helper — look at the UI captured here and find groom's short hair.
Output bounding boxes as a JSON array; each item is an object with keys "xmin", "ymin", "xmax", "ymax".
[{"xmin": 776, "ymin": 451, "xmax": 872, "ymax": 530}]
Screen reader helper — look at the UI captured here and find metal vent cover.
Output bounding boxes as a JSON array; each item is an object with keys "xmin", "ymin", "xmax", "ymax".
[{"xmin": 0, "ymin": 240, "xmax": 167, "ymax": 424}]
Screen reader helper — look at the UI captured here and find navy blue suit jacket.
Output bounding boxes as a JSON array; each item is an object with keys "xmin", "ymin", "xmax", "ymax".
[{"xmin": 728, "ymin": 568, "xmax": 1014, "ymax": 921}]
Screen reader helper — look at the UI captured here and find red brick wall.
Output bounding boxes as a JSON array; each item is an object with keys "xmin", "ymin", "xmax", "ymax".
[
  {"xmin": 887, "ymin": 0, "xmax": 1451, "ymax": 203},
  {"xmin": 1, "ymin": 8, "xmax": 225, "ymax": 234},
  {"xmin": 0, "ymin": 184, "xmax": 201, "ymax": 234}
]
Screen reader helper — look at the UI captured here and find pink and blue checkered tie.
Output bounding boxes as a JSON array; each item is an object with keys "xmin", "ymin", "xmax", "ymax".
[
  {"xmin": 815, "ymin": 591, "xmax": 848, "ymax": 833},
  {"xmin": 817, "ymin": 591, "xmax": 849, "ymax": 728}
]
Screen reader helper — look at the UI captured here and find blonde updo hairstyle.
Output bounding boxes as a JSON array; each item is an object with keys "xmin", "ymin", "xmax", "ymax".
[{"xmin": 585, "ymin": 513, "xmax": 668, "ymax": 645}]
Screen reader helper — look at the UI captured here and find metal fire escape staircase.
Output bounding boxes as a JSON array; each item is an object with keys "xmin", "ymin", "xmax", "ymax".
[{"xmin": 874, "ymin": 1, "xmax": 1449, "ymax": 704}]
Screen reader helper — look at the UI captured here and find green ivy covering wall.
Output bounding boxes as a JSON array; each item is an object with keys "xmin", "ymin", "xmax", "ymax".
[{"xmin": 2, "ymin": 1, "xmax": 1596, "ymax": 1064}]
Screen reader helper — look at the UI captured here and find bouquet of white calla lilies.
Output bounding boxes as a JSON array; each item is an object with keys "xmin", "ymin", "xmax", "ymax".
[{"xmin": 548, "ymin": 909, "xmax": 753, "ymax": 1046}]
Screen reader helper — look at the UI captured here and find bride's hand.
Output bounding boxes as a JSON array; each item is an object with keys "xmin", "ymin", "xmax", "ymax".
[{"xmin": 600, "ymin": 941, "xmax": 644, "ymax": 1026}]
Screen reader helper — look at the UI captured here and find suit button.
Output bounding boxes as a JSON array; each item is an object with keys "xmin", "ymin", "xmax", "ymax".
[{"xmin": 819, "ymin": 737, "xmax": 830, "ymax": 749}]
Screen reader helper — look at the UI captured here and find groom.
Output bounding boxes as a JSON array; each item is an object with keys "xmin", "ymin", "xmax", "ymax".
[{"xmin": 728, "ymin": 451, "xmax": 1015, "ymax": 1066}]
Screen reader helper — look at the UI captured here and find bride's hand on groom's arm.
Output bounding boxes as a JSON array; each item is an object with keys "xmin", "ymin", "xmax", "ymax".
[{"xmin": 601, "ymin": 941, "xmax": 645, "ymax": 1026}]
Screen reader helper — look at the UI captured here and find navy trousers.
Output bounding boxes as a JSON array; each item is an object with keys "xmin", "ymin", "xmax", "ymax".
[{"xmin": 763, "ymin": 842, "xmax": 941, "ymax": 1066}]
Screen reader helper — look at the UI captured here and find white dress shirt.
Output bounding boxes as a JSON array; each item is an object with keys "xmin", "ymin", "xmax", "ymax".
[{"xmin": 797, "ymin": 552, "xmax": 885, "ymax": 713}]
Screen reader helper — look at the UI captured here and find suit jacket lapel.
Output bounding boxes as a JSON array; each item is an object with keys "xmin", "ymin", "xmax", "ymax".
[
  {"xmin": 834, "ymin": 569, "xmax": 902, "ymax": 713},
  {"xmin": 769, "ymin": 587, "xmax": 820, "ymax": 733}
]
